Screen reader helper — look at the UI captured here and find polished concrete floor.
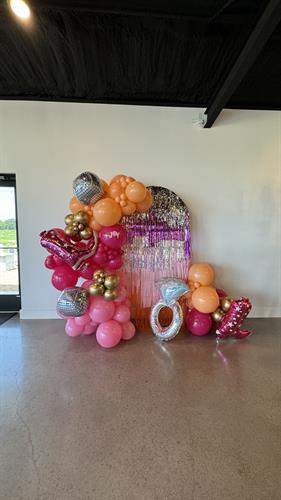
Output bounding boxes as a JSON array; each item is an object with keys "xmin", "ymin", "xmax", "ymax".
[{"xmin": 0, "ymin": 317, "xmax": 280, "ymax": 500}]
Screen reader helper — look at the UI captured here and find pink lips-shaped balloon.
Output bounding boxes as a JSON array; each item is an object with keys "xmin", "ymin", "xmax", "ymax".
[
  {"xmin": 216, "ymin": 297, "xmax": 252, "ymax": 340},
  {"xmin": 40, "ymin": 228, "xmax": 98, "ymax": 270}
]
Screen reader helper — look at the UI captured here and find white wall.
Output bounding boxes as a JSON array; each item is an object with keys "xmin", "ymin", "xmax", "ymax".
[{"xmin": 0, "ymin": 101, "xmax": 280, "ymax": 318}]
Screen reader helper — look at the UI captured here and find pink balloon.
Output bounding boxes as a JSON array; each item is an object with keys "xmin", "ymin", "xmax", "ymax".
[
  {"xmin": 96, "ymin": 320, "xmax": 122, "ymax": 348},
  {"xmin": 44, "ymin": 255, "xmax": 56, "ymax": 269},
  {"xmin": 216, "ymin": 288, "xmax": 228, "ymax": 298},
  {"xmin": 92, "ymin": 252, "xmax": 108, "ymax": 266},
  {"xmin": 89, "ymin": 296, "xmax": 115, "ymax": 324},
  {"xmin": 65, "ymin": 319, "xmax": 83, "ymax": 337},
  {"xmin": 83, "ymin": 322, "xmax": 98, "ymax": 335},
  {"xmin": 51, "ymin": 265, "xmax": 78, "ymax": 291},
  {"xmin": 53, "ymin": 255, "xmax": 64, "ymax": 266},
  {"xmin": 113, "ymin": 305, "xmax": 131, "ymax": 323},
  {"xmin": 75, "ymin": 313, "xmax": 91, "ymax": 326},
  {"xmin": 78, "ymin": 260, "xmax": 96, "ymax": 279},
  {"xmin": 121, "ymin": 321, "xmax": 136, "ymax": 340},
  {"xmin": 124, "ymin": 299, "xmax": 131, "ymax": 308},
  {"xmin": 100, "ymin": 224, "xmax": 127, "ymax": 249},
  {"xmin": 186, "ymin": 308, "xmax": 213, "ymax": 336},
  {"xmin": 106, "ymin": 255, "xmax": 123, "ymax": 271},
  {"xmin": 114, "ymin": 285, "xmax": 128, "ymax": 303}
]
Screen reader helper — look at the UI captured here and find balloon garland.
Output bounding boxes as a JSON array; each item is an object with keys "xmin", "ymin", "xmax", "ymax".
[
  {"xmin": 40, "ymin": 171, "xmax": 153, "ymax": 347},
  {"xmin": 40, "ymin": 172, "xmax": 253, "ymax": 346}
]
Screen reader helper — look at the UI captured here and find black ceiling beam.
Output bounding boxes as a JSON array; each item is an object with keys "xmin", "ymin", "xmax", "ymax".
[{"xmin": 204, "ymin": 0, "xmax": 281, "ymax": 128}]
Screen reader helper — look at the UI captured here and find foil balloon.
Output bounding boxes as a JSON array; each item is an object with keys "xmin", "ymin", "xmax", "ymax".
[
  {"xmin": 216, "ymin": 297, "xmax": 252, "ymax": 340},
  {"xmin": 57, "ymin": 287, "xmax": 89, "ymax": 317},
  {"xmin": 122, "ymin": 186, "xmax": 191, "ymax": 330},
  {"xmin": 40, "ymin": 228, "xmax": 98, "ymax": 270},
  {"xmin": 73, "ymin": 172, "xmax": 104, "ymax": 205},
  {"xmin": 150, "ymin": 278, "xmax": 189, "ymax": 341}
]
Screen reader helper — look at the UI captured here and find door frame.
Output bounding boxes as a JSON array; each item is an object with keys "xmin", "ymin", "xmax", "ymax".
[{"xmin": 0, "ymin": 173, "xmax": 21, "ymax": 312}]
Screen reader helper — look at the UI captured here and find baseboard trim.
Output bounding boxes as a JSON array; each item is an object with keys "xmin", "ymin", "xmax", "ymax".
[
  {"xmin": 20, "ymin": 309, "xmax": 59, "ymax": 319},
  {"xmin": 19, "ymin": 307, "xmax": 281, "ymax": 319}
]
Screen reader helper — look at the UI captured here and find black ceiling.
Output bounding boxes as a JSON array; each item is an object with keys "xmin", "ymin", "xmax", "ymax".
[{"xmin": 0, "ymin": 0, "xmax": 280, "ymax": 111}]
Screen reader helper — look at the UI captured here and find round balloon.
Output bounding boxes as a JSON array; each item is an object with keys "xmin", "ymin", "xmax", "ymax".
[
  {"xmin": 93, "ymin": 198, "xmax": 122, "ymax": 227},
  {"xmin": 191, "ymin": 286, "xmax": 219, "ymax": 314},
  {"xmin": 125, "ymin": 181, "xmax": 146, "ymax": 203},
  {"xmin": 136, "ymin": 190, "xmax": 153, "ymax": 212},
  {"xmin": 100, "ymin": 224, "xmax": 127, "ymax": 249},
  {"xmin": 113, "ymin": 305, "xmax": 131, "ymax": 323},
  {"xmin": 186, "ymin": 308, "xmax": 212, "ymax": 336},
  {"xmin": 188, "ymin": 263, "xmax": 214, "ymax": 287},
  {"xmin": 51, "ymin": 266, "xmax": 78, "ymax": 291},
  {"xmin": 121, "ymin": 321, "xmax": 136, "ymax": 340},
  {"xmin": 89, "ymin": 296, "xmax": 115, "ymax": 323},
  {"xmin": 96, "ymin": 320, "xmax": 122, "ymax": 348}
]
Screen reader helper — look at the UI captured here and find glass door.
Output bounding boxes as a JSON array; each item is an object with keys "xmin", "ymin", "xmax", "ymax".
[{"xmin": 0, "ymin": 174, "xmax": 21, "ymax": 311}]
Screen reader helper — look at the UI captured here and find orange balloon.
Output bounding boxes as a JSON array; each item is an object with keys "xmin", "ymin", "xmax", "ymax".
[
  {"xmin": 89, "ymin": 216, "xmax": 102, "ymax": 232},
  {"xmin": 69, "ymin": 196, "xmax": 85, "ymax": 214},
  {"xmin": 191, "ymin": 286, "xmax": 219, "ymax": 314},
  {"xmin": 121, "ymin": 200, "xmax": 136, "ymax": 216},
  {"xmin": 110, "ymin": 174, "xmax": 125, "ymax": 184},
  {"xmin": 188, "ymin": 263, "xmax": 214, "ymax": 287},
  {"xmin": 136, "ymin": 190, "xmax": 153, "ymax": 212},
  {"xmin": 93, "ymin": 198, "xmax": 122, "ymax": 226},
  {"xmin": 100, "ymin": 179, "xmax": 109, "ymax": 193},
  {"xmin": 109, "ymin": 182, "xmax": 124, "ymax": 200},
  {"xmin": 126, "ymin": 181, "xmax": 146, "ymax": 203}
]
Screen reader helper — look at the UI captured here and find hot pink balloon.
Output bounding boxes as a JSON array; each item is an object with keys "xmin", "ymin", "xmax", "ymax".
[
  {"xmin": 92, "ymin": 251, "xmax": 108, "ymax": 266},
  {"xmin": 113, "ymin": 304, "xmax": 131, "ymax": 323},
  {"xmin": 106, "ymin": 255, "xmax": 123, "ymax": 271},
  {"xmin": 83, "ymin": 322, "xmax": 98, "ymax": 335},
  {"xmin": 121, "ymin": 321, "xmax": 136, "ymax": 340},
  {"xmin": 65, "ymin": 319, "xmax": 83, "ymax": 337},
  {"xmin": 186, "ymin": 308, "xmax": 213, "ymax": 336},
  {"xmin": 96, "ymin": 320, "xmax": 122, "ymax": 348},
  {"xmin": 100, "ymin": 224, "xmax": 127, "ymax": 249},
  {"xmin": 89, "ymin": 296, "xmax": 115, "ymax": 324},
  {"xmin": 216, "ymin": 288, "xmax": 228, "ymax": 298},
  {"xmin": 53, "ymin": 254, "xmax": 64, "ymax": 266},
  {"xmin": 45, "ymin": 255, "xmax": 56, "ymax": 269},
  {"xmin": 51, "ymin": 265, "xmax": 78, "ymax": 291},
  {"xmin": 78, "ymin": 260, "xmax": 97, "ymax": 279}
]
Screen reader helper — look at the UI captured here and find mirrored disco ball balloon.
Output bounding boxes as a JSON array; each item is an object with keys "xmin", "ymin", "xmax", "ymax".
[
  {"xmin": 73, "ymin": 172, "xmax": 104, "ymax": 205},
  {"xmin": 57, "ymin": 287, "xmax": 89, "ymax": 317}
]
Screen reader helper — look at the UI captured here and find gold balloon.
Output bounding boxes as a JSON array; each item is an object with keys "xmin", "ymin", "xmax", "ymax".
[
  {"xmin": 65, "ymin": 225, "xmax": 79, "ymax": 237},
  {"xmin": 94, "ymin": 269, "xmax": 105, "ymax": 280},
  {"xmin": 212, "ymin": 308, "xmax": 224, "ymax": 322},
  {"xmin": 74, "ymin": 210, "xmax": 89, "ymax": 225},
  {"xmin": 78, "ymin": 223, "xmax": 85, "ymax": 231},
  {"xmin": 104, "ymin": 275, "xmax": 119, "ymax": 290},
  {"xmin": 221, "ymin": 298, "xmax": 232, "ymax": 312},
  {"xmin": 65, "ymin": 213, "xmax": 74, "ymax": 225},
  {"xmin": 89, "ymin": 283, "xmax": 104, "ymax": 296},
  {"xmin": 80, "ymin": 227, "xmax": 93, "ymax": 240},
  {"xmin": 97, "ymin": 276, "xmax": 105, "ymax": 284},
  {"xmin": 104, "ymin": 289, "xmax": 117, "ymax": 301}
]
